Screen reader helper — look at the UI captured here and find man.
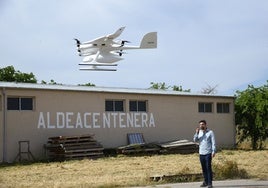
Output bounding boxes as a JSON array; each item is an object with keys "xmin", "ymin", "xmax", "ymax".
[{"xmin": 193, "ymin": 120, "xmax": 216, "ymax": 188}]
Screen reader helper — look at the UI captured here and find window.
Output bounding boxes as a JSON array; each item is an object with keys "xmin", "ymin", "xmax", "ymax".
[
  {"xmin": 129, "ymin": 100, "xmax": 147, "ymax": 112},
  {"xmin": 7, "ymin": 97, "xmax": 34, "ymax": 110},
  {"xmin": 217, "ymin": 103, "xmax": 230, "ymax": 113},
  {"xmin": 105, "ymin": 100, "xmax": 124, "ymax": 112},
  {"xmin": 198, "ymin": 102, "xmax": 213, "ymax": 113}
]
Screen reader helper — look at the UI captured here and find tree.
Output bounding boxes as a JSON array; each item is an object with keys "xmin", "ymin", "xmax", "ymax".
[
  {"xmin": 235, "ymin": 81, "xmax": 268, "ymax": 149},
  {"xmin": 172, "ymin": 85, "xmax": 191, "ymax": 92},
  {"xmin": 0, "ymin": 66, "xmax": 37, "ymax": 83},
  {"xmin": 150, "ymin": 82, "xmax": 170, "ymax": 90},
  {"xmin": 150, "ymin": 82, "xmax": 190, "ymax": 92},
  {"xmin": 41, "ymin": 79, "xmax": 62, "ymax": 85},
  {"xmin": 201, "ymin": 84, "xmax": 218, "ymax": 94},
  {"xmin": 78, "ymin": 83, "xmax": 96, "ymax": 87}
]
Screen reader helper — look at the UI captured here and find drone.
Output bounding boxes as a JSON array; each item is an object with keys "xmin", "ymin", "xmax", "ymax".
[{"xmin": 74, "ymin": 27, "xmax": 157, "ymax": 71}]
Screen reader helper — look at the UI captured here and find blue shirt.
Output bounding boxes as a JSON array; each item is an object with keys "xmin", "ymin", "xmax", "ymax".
[{"xmin": 193, "ymin": 129, "xmax": 216, "ymax": 155}]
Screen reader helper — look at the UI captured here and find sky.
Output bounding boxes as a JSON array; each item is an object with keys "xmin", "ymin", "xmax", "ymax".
[{"xmin": 0, "ymin": 0, "xmax": 267, "ymax": 95}]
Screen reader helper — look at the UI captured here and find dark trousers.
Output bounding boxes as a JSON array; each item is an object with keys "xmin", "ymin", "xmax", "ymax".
[{"xmin": 200, "ymin": 154, "xmax": 213, "ymax": 185}]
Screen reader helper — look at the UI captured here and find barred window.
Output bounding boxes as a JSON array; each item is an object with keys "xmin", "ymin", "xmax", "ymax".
[
  {"xmin": 198, "ymin": 102, "xmax": 213, "ymax": 113},
  {"xmin": 129, "ymin": 100, "xmax": 147, "ymax": 112},
  {"xmin": 7, "ymin": 97, "xmax": 33, "ymax": 110},
  {"xmin": 217, "ymin": 103, "xmax": 230, "ymax": 113},
  {"xmin": 105, "ymin": 100, "xmax": 124, "ymax": 112}
]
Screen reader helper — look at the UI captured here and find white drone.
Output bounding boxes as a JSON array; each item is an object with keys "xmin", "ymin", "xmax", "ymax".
[{"xmin": 74, "ymin": 27, "xmax": 157, "ymax": 71}]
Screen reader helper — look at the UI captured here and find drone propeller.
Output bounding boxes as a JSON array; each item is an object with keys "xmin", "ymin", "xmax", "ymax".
[
  {"xmin": 115, "ymin": 50, "xmax": 127, "ymax": 56},
  {"xmin": 120, "ymin": 40, "xmax": 130, "ymax": 47},
  {"xmin": 74, "ymin": 38, "xmax": 81, "ymax": 47}
]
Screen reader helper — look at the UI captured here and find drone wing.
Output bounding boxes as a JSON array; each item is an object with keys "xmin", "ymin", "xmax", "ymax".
[{"xmin": 78, "ymin": 27, "xmax": 125, "ymax": 46}]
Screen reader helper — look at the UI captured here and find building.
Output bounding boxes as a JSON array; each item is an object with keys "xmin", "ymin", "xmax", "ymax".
[{"xmin": 0, "ymin": 82, "xmax": 235, "ymax": 163}]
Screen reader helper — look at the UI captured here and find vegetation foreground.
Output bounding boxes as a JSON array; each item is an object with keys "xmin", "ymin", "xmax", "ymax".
[{"xmin": 0, "ymin": 150, "xmax": 267, "ymax": 188}]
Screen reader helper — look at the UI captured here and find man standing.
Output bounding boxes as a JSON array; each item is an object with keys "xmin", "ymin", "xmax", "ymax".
[{"xmin": 193, "ymin": 120, "xmax": 216, "ymax": 188}]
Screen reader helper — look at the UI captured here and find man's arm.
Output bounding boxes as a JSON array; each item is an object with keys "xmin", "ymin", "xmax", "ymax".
[
  {"xmin": 193, "ymin": 128, "xmax": 199, "ymax": 142},
  {"xmin": 211, "ymin": 131, "xmax": 216, "ymax": 157}
]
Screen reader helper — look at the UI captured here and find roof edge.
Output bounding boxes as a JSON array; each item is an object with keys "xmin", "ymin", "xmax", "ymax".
[{"xmin": 0, "ymin": 81, "xmax": 235, "ymax": 98}]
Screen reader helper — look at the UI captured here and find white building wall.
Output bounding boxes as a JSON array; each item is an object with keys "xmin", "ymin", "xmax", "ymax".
[{"xmin": 0, "ymin": 84, "xmax": 235, "ymax": 163}]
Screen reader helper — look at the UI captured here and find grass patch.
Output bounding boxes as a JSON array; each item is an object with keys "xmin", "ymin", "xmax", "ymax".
[
  {"xmin": 213, "ymin": 160, "xmax": 249, "ymax": 180},
  {"xmin": 0, "ymin": 150, "xmax": 267, "ymax": 187},
  {"xmin": 236, "ymin": 138, "xmax": 268, "ymax": 150}
]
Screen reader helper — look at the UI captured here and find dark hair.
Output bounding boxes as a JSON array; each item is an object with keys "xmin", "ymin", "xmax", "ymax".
[{"xmin": 199, "ymin": 120, "xmax": 207, "ymax": 125}]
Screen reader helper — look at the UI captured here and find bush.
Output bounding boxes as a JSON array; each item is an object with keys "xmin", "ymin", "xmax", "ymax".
[{"xmin": 213, "ymin": 160, "xmax": 249, "ymax": 180}]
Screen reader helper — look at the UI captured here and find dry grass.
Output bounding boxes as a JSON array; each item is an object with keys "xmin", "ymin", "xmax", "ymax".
[{"xmin": 0, "ymin": 150, "xmax": 267, "ymax": 188}]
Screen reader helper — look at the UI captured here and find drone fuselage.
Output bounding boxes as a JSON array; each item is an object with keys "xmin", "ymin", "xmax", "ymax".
[{"xmin": 75, "ymin": 27, "xmax": 157, "ymax": 71}]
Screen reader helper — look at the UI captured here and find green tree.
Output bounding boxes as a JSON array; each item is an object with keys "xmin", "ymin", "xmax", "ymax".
[
  {"xmin": 41, "ymin": 79, "xmax": 62, "ymax": 85},
  {"xmin": 150, "ymin": 82, "xmax": 170, "ymax": 90},
  {"xmin": 0, "ymin": 66, "xmax": 37, "ymax": 83},
  {"xmin": 150, "ymin": 82, "xmax": 190, "ymax": 92},
  {"xmin": 172, "ymin": 85, "xmax": 191, "ymax": 92},
  {"xmin": 235, "ymin": 81, "xmax": 268, "ymax": 149}
]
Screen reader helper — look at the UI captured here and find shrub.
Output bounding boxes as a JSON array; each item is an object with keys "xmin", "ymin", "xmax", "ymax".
[{"xmin": 213, "ymin": 160, "xmax": 248, "ymax": 180}]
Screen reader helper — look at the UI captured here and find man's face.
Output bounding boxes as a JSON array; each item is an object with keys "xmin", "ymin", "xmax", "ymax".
[{"xmin": 199, "ymin": 122, "xmax": 207, "ymax": 130}]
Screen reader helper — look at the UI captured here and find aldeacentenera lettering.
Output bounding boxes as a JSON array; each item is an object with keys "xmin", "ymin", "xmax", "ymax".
[{"xmin": 37, "ymin": 112, "xmax": 156, "ymax": 129}]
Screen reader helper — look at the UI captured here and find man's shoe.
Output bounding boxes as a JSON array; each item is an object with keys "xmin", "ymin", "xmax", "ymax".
[
  {"xmin": 208, "ymin": 185, "xmax": 213, "ymax": 188},
  {"xmin": 200, "ymin": 182, "xmax": 207, "ymax": 187}
]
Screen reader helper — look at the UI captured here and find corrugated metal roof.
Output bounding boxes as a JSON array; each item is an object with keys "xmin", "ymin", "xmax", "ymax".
[{"xmin": 0, "ymin": 81, "xmax": 234, "ymax": 98}]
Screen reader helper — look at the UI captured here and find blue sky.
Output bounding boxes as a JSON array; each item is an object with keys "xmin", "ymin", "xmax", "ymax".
[{"xmin": 1, "ymin": 0, "xmax": 267, "ymax": 95}]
